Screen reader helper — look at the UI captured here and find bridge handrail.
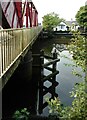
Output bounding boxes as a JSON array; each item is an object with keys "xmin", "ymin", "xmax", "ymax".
[{"xmin": 0, "ymin": 26, "xmax": 42, "ymax": 77}]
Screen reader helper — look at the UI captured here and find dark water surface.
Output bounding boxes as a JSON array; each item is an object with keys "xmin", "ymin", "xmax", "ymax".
[
  {"xmin": 2, "ymin": 37, "xmax": 84, "ymax": 118},
  {"xmin": 38, "ymin": 38, "xmax": 84, "ymax": 116}
]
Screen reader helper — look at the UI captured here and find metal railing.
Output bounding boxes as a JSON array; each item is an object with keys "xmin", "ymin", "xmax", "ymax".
[{"xmin": 0, "ymin": 26, "xmax": 42, "ymax": 77}]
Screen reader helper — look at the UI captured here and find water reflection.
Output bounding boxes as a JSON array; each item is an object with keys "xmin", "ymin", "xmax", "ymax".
[
  {"xmin": 39, "ymin": 43, "xmax": 84, "ymax": 116},
  {"xmin": 2, "ymin": 39, "xmax": 84, "ymax": 117},
  {"xmin": 56, "ymin": 50, "xmax": 84, "ymax": 105},
  {"xmin": 53, "ymin": 43, "xmax": 67, "ymax": 52}
]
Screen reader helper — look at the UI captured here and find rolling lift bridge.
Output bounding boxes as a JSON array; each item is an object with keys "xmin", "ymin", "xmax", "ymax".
[{"xmin": 0, "ymin": 1, "xmax": 60, "ymax": 117}]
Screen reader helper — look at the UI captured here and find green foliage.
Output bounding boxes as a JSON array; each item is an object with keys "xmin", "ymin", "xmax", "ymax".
[
  {"xmin": 42, "ymin": 12, "xmax": 64, "ymax": 31},
  {"xmin": 68, "ymin": 31, "xmax": 86, "ymax": 72},
  {"xmin": 47, "ymin": 82, "xmax": 87, "ymax": 120},
  {"xmin": 72, "ymin": 69, "xmax": 83, "ymax": 78},
  {"xmin": 13, "ymin": 108, "xmax": 30, "ymax": 120},
  {"xmin": 63, "ymin": 31, "xmax": 86, "ymax": 77},
  {"xmin": 75, "ymin": 5, "xmax": 87, "ymax": 27},
  {"xmin": 47, "ymin": 32, "xmax": 87, "ymax": 119},
  {"xmin": 46, "ymin": 97, "xmax": 62, "ymax": 115}
]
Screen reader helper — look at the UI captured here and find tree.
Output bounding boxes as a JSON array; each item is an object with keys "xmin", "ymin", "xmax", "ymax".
[
  {"xmin": 75, "ymin": 5, "xmax": 87, "ymax": 28},
  {"xmin": 42, "ymin": 12, "xmax": 64, "ymax": 31},
  {"xmin": 47, "ymin": 32, "xmax": 87, "ymax": 119},
  {"xmin": 68, "ymin": 32, "xmax": 86, "ymax": 72}
]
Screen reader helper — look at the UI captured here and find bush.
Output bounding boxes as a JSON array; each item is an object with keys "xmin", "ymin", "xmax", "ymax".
[
  {"xmin": 47, "ymin": 32, "xmax": 87, "ymax": 120},
  {"xmin": 13, "ymin": 108, "xmax": 30, "ymax": 120}
]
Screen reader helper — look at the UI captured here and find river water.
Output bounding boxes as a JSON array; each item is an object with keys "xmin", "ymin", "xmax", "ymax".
[
  {"xmin": 2, "ymin": 37, "xmax": 85, "ymax": 118},
  {"xmin": 38, "ymin": 39, "xmax": 84, "ymax": 116}
]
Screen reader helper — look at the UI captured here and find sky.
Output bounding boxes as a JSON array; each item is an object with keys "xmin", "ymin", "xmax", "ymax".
[{"xmin": 32, "ymin": 0, "xmax": 86, "ymax": 23}]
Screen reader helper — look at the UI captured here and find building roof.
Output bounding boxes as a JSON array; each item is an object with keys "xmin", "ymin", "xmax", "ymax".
[
  {"xmin": 65, "ymin": 21, "xmax": 79, "ymax": 27},
  {"xmin": 58, "ymin": 21, "xmax": 67, "ymax": 26}
]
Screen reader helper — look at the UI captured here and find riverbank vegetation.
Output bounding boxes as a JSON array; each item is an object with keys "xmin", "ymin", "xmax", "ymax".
[
  {"xmin": 46, "ymin": 4, "xmax": 87, "ymax": 120},
  {"xmin": 47, "ymin": 32, "xmax": 87, "ymax": 120},
  {"xmin": 42, "ymin": 12, "xmax": 64, "ymax": 31}
]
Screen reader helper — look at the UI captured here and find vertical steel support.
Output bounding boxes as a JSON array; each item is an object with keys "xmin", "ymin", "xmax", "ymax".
[
  {"xmin": 14, "ymin": 1, "xmax": 23, "ymax": 27},
  {"xmin": 30, "ymin": 3, "xmax": 33, "ymax": 27},
  {"xmin": 26, "ymin": 4, "xmax": 28, "ymax": 28},
  {"xmin": 29, "ymin": 3, "xmax": 32, "ymax": 27},
  {"xmin": 34, "ymin": 11, "xmax": 36, "ymax": 26},
  {"xmin": 36, "ymin": 13, "xmax": 38, "ymax": 26}
]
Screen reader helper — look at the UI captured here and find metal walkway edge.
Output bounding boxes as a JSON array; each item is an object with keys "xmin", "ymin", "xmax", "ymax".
[{"xmin": 0, "ymin": 26, "xmax": 42, "ymax": 89}]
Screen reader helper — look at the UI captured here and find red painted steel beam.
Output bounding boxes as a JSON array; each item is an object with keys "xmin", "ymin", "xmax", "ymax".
[
  {"xmin": 26, "ymin": 3, "xmax": 29, "ymax": 27},
  {"xmin": 24, "ymin": 0, "xmax": 38, "ymax": 27},
  {"xmin": 14, "ymin": 0, "xmax": 23, "ymax": 27},
  {"xmin": 30, "ymin": 2, "xmax": 33, "ymax": 27},
  {"xmin": 33, "ymin": 10, "xmax": 38, "ymax": 26},
  {"xmin": 1, "ymin": 0, "xmax": 38, "ymax": 28}
]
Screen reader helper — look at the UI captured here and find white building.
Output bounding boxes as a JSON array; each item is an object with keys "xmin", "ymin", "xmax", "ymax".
[
  {"xmin": 66, "ymin": 21, "xmax": 79, "ymax": 31},
  {"xmin": 53, "ymin": 22, "xmax": 68, "ymax": 31},
  {"xmin": 53, "ymin": 21, "xmax": 79, "ymax": 31}
]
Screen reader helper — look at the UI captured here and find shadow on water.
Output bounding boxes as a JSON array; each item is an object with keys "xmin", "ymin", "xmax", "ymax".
[
  {"xmin": 35, "ymin": 38, "xmax": 84, "ymax": 116},
  {"xmin": 2, "ymin": 37, "xmax": 85, "ymax": 118},
  {"xmin": 2, "ymin": 64, "xmax": 38, "ymax": 118}
]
